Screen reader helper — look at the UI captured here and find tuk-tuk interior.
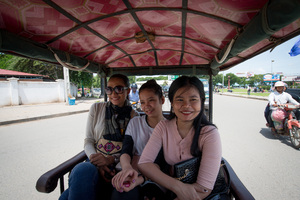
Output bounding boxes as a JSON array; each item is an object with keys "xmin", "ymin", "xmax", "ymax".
[{"xmin": 1, "ymin": 0, "xmax": 300, "ymax": 199}]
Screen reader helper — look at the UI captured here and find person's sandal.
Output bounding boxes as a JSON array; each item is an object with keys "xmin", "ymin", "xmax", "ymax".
[{"xmin": 266, "ymin": 123, "xmax": 269, "ymax": 127}]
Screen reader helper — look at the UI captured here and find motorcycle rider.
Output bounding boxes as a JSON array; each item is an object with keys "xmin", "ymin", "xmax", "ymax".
[
  {"xmin": 129, "ymin": 83, "xmax": 139, "ymax": 103},
  {"xmin": 265, "ymin": 83, "xmax": 288, "ymax": 127},
  {"xmin": 268, "ymin": 81, "xmax": 300, "ymax": 133}
]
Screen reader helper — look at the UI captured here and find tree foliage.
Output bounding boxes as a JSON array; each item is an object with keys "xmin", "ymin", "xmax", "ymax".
[
  {"xmin": 0, "ymin": 53, "xmax": 94, "ymax": 87},
  {"xmin": 212, "ymin": 74, "xmax": 223, "ymax": 85},
  {"xmin": 136, "ymin": 76, "xmax": 167, "ymax": 81},
  {"xmin": 70, "ymin": 71, "xmax": 93, "ymax": 88},
  {"xmin": 92, "ymin": 74, "xmax": 101, "ymax": 88},
  {"xmin": 0, "ymin": 53, "xmax": 63, "ymax": 80}
]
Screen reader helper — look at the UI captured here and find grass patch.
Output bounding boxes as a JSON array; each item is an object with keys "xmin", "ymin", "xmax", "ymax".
[{"xmin": 222, "ymin": 88, "xmax": 270, "ymax": 97}]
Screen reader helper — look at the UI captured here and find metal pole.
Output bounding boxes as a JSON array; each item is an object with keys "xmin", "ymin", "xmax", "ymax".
[
  {"xmin": 222, "ymin": 72, "xmax": 224, "ymax": 93},
  {"xmin": 63, "ymin": 67, "xmax": 70, "ymax": 104},
  {"xmin": 209, "ymin": 74, "xmax": 213, "ymax": 123},
  {"xmin": 100, "ymin": 72, "xmax": 107, "ymax": 102},
  {"xmin": 271, "ymin": 60, "xmax": 274, "ymax": 89}
]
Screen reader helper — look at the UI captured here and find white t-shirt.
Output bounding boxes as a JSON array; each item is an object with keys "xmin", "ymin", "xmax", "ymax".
[{"xmin": 125, "ymin": 115, "xmax": 154, "ymax": 156}]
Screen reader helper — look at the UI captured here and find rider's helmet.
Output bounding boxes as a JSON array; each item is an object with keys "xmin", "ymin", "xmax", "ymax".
[
  {"xmin": 131, "ymin": 83, "xmax": 138, "ymax": 89},
  {"xmin": 274, "ymin": 81, "xmax": 285, "ymax": 87}
]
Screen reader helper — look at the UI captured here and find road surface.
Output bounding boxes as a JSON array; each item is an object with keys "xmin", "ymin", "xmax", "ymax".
[
  {"xmin": 0, "ymin": 94, "xmax": 299, "ymax": 199},
  {"xmin": 213, "ymin": 94, "xmax": 300, "ymax": 200}
]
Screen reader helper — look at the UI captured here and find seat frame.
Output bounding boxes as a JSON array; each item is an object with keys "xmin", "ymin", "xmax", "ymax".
[
  {"xmin": 36, "ymin": 111, "xmax": 255, "ymax": 199},
  {"xmin": 36, "ymin": 151, "xmax": 254, "ymax": 200}
]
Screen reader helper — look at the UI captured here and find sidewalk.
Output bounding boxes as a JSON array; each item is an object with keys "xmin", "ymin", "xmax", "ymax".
[
  {"xmin": 0, "ymin": 97, "xmax": 102, "ymax": 126},
  {"xmin": 0, "ymin": 93, "xmax": 267, "ymax": 126}
]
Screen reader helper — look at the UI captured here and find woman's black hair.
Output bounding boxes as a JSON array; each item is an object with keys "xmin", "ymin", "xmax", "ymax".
[
  {"xmin": 109, "ymin": 74, "xmax": 130, "ymax": 87},
  {"xmin": 139, "ymin": 79, "xmax": 163, "ymax": 99},
  {"xmin": 168, "ymin": 76, "xmax": 215, "ymax": 157}
]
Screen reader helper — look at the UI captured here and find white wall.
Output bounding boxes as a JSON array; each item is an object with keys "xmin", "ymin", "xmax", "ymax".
[
  {"xmin": 0, "ymin": 78, "xmax": 77, "ymax": 107},
  {"xmin": 0, "ymin": 81, "xmax": 11, "ymax": 106}
]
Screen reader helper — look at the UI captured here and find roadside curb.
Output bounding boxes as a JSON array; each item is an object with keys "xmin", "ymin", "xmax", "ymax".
[
  {"xmin": 218, "ymin": 92, "xmax": 268, "ymax": 101},
  {"xmin": 0, "ymin": 110, "xmax": 90, "ymax": 126}
]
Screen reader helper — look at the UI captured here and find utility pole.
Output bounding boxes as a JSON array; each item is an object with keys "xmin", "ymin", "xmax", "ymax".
[
  {"xmin": 63, "ymin": 67, "xmax": 71, "ymax": 104},
  {"xmin": 222, "ymin": 72, "xmax": 224, "ymax": 93},
  {"xmin": 271, "ymin": 60, "xmax": 274, "ymax": 89}
]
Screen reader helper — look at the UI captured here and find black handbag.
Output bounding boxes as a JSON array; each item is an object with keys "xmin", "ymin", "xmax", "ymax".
[
  {"xmin": 204, "ymin": 160, "xmax": 231, "ymax": 200},
  {"xmin": 174, "ymin": 157, "xmax": 200, "ymax": 183},
  {"xmin": 170, "ymin": 156, "xmax": 230, "ymax": 200}
]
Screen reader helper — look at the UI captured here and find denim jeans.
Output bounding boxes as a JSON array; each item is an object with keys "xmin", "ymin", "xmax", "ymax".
[{"xmin": 59, "ymin": 162, "xmax": 113, "ymax": 200}]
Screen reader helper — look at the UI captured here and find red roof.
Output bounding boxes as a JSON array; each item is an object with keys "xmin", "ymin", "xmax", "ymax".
[{"xmin": 0, "ymin": 69, "xmax": 44, "ymax": 77}]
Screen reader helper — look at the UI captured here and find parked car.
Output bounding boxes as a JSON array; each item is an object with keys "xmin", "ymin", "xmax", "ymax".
[{"xmin": 92, "ymin": 88, "xmax": 101, "ymax": 97}]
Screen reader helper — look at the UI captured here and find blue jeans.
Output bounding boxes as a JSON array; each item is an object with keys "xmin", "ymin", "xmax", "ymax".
[{"xmin": 59, "ymin": 162, "xmax": 113, "ymax": 200}]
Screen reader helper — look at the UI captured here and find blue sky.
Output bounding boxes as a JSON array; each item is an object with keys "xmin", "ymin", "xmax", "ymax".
[{"xmin": 223, "ymin": 36, "xmax": 300, "ymax": 76}]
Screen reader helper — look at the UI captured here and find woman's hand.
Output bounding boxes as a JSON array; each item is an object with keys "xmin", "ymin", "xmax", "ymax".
[
  {"xmin": 98, "ymin": 165, "xmax": 116, "ymax": 182},
  {"xmin": 112, "ymin": 167, "xmax": 139, "ymax": 192},
  {"xmin": 174, "ymin": 182, "xmax": 211, "ymax": 200},
  {"xmin": 174, "ymin": 182, "xmax": 201, "ymax": 200},
  {"xmin": 90, "ymin": 153, "xmax": 114, "ymax": 168}
]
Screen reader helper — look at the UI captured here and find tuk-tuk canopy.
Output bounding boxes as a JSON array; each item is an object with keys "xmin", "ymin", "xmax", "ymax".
[{"xmin": 0, "ymin": 0, "xmax": 300, "ymax": 76}]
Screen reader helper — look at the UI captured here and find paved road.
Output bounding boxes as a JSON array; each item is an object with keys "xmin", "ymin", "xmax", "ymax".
[
  {"xmin": 0, "ymin": 114, "xmax": 87, "ymax": 200},
  {"xmin": 0, "ymin": 94, "xmax": 299, "ymax": 200},
  {"xmin": 213, "ymin": 94, "xmax": 300, "ymax": 200}
]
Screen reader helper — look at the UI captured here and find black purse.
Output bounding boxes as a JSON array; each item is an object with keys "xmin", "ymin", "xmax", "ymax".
[
  {"xmin": 171, "ymin": 156, "xmax": 230, "ymax": 200},
  {"xmin": 204, "ymin": 160, "xmax": 231, "ymax": 200},
  {"xmin": 174, "ymin": 157, "xmax": 200, "ymax": 183}
]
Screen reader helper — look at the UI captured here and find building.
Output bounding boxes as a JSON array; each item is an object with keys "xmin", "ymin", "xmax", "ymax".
[{"xmin": 0, "ymin": 69, "xmax": 54, "ymax": 82}]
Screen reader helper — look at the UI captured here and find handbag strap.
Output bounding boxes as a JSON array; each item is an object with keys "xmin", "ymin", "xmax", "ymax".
[{"xmin": 220, "ymin": 160, "xmax": 231, "ymax": 192}]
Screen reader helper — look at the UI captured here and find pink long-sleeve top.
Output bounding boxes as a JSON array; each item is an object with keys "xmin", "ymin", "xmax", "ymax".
[{"xmin": 139, "ymin": 118, "xmax": 222, "ymax": 190}]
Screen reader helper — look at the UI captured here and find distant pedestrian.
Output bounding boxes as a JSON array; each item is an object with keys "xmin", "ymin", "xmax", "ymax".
[{"xmin": 247, "ymin": 87, "xmax": 251, "ymax": 95}]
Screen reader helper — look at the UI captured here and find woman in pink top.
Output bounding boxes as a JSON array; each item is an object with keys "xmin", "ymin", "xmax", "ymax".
[{"xmin": 138, "ymin": 76, "xmax": 222, "ymax": 200}]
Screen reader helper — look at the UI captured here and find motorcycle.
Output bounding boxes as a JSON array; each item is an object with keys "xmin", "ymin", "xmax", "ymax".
[
  {"xmin": 130, "ymin": 101, "xmax": 142, "ymax": 112},
  {"xmin": 271, "ymin": 104, "xmax": 300, "ymax": 149}
]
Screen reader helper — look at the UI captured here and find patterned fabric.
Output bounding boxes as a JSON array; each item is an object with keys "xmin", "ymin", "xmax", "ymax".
[
  {"xmin": 104, "ymin": 100, "xmax": 132, "ymax": 142},
  {"xmin": 96, "ymin": 138, "xmax": 122, "ymax": 155}
]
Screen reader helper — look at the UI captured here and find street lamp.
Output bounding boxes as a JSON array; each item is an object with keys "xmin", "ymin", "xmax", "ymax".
[
  {"xmin": 222, "ymin": 72, "xmax": 224, "ymax": 93},
  {"xmin": 271, "ymin": 60, "xmax": 274, "ymax": 89}
]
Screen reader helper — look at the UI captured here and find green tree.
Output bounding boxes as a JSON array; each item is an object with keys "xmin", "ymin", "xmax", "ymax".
[
  {"xmin": 212, "ymin": 74, "xmax": 223, "ymax": 86},
  {"xmin": 0, "ymin": 53, "xmax": 14, "ymax": 68},
  {"xmin": 70, "ymin": 71, "xmax": 93, "ymax": 87},
  {"xmin": 0, "ymin": 53, "xmax": 96, "ymax": 91},
  {"xmin": 224, "ymin": 73, "xmax": 239, "ymax": 87},
  {"xmin": 239, "ymin": 77, "xmax": 247, "ymax": 87},
  {"xmin": 247, "ymin": 74, "xmax": 264, "ymax": 87},
  {"xmin": 128, "ymin": 76, "xmax": 136, "ymax": 84},
  {"xmin": 136, "ymin": 76, "xmax": 167, "ymax": 81},
  {"xmin": 92, "ymin": 74, "xmax": 101, "ymax": 88},
  {"xmin": 0, "ymin": 53, "xmax": 64, "ymax": 80}
]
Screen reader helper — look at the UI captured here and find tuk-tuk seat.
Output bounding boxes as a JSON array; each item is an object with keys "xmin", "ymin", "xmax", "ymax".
[
  {"xmin": 36, "ymin": 151, "xmax": 254, "ymax": 200},
  {"xmin": 36, "ymin": 151, "xmax": 87, "ymax": 194}
]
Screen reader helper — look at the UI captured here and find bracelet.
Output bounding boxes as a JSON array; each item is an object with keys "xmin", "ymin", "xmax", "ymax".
[{"xmin": 112, "ymin": 155, "xmax": 120, "ymax": 163}]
